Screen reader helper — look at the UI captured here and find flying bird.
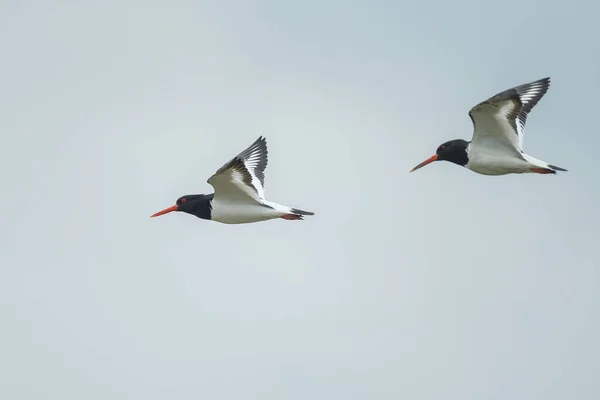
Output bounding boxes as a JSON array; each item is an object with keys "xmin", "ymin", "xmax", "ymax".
[
  {"xmin": 410, "ymin": 77, "xmax": 567, "ymax": 175},
  {"xmin": 151, "ymin": 136, "xmax": 314, "ymax": 224}
]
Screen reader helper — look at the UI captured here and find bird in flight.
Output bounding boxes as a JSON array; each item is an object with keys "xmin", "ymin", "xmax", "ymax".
[
  {"xmin": 410, "ymin": 77, "xmax": 567, "ymax": 175},
  {"xmin": 151, "ymin": 136, "xmax": 314, "ymax": 224}
]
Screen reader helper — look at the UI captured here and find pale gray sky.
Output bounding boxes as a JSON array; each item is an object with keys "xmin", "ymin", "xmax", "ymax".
[{"xmin": 1, "ymin": 1, "xmax": 598, "ymax": 399}]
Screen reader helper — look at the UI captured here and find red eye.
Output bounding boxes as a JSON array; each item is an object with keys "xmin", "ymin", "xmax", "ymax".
[
  {"xmin": 181, "ymin": 198, "xmax": 187, "ymax": 203},
  {"xmin": 440, "ymin": 145, "xmax": 446, "ymax": 151}
]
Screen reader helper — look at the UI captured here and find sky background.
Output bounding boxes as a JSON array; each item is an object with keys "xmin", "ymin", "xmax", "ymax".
[{"xmin": 1, "ymin": 1, "xmax": 599, "ymax": 399}]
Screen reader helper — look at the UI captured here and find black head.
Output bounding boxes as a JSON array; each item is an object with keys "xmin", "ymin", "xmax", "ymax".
[
  {"xmin": 410, "ymin": 139, "xmax": 469, "ymax": 172},
  {"xmin": 150, "ymin": 194, "xmax": 214, "ymax": 220}
]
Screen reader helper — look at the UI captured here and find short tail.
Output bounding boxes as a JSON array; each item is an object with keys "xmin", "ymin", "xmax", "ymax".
[
  {"xmin": 548, "ymin": 164, "xmax": 568, "ymax": 172},
  {"xmin": 531, "ymin": 164, "xmax": 568, "ymax": 174},
  {"xmin": 290, "ymin": 208, "xmax": 314, "ymax": 216},
  {"xmin": 280, "ymin": 207, "xmax": 315, "ymax": 221}
]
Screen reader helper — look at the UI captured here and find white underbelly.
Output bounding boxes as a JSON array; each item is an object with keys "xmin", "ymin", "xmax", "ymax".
[
  {"xmin": 211, "ymin": 200, "xmax": 284, "ymax": 224},
  {"xmin": 466, "ymin": 151, "xmax": 532, "ymax": 175}
]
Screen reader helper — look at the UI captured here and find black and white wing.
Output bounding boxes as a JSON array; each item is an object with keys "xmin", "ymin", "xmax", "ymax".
[
  {"xmin": 207, "ymin": 136, "xmax": 269, "ymax": 202},
  {"xmin": 468, "ymin": 77, "xmax": 550, "ymax": 152}
]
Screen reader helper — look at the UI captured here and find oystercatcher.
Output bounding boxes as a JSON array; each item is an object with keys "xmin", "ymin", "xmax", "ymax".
[
  {"xmin": 410, "ymin": 77, "xmax": 567, "ymax": 175},
  {"xmin": 151, "ymin": 136, "xmax": 314, "ymax": 224}
]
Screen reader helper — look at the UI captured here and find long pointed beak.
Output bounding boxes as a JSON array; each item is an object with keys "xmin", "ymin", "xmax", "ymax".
[
  {"xmin": 150, "ymin": 205, "xmax": 178, "ymax": 218},
  {"xmin": 410, "ymin": 154, "xmax": 438, "ymax": 172}
]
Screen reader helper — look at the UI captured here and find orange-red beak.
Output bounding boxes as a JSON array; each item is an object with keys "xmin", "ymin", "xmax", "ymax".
[
  {"xmin": 410, "ymin": 154, "xmax": 438, "ymax": 172},
  {"xmin": 150, "ymin": 205, "xmax": 178, "ymax": 218}
]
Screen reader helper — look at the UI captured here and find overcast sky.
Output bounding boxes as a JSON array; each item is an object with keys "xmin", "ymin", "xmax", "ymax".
[{"xmin": 1, "ymin": 1, "xmax": 599, "ymax": 399}]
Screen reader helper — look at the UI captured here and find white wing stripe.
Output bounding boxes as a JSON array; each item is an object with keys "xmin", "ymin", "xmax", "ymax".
[
  {"xmin": 469, "ymin": 77, "xmax": 551, "ymax": 151},
  {"xmin": 207, "ymin": 136, "xmax": 269, "ymax": 203}
]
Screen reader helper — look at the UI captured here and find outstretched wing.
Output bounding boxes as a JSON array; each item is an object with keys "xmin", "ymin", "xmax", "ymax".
[
  {"xmin": 469, "ymin": 77, "xmax": 550, "ymax": 152},
  {"xmin": 207, "ymin": 136, "xmax": 269, "ymax": 202}
]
